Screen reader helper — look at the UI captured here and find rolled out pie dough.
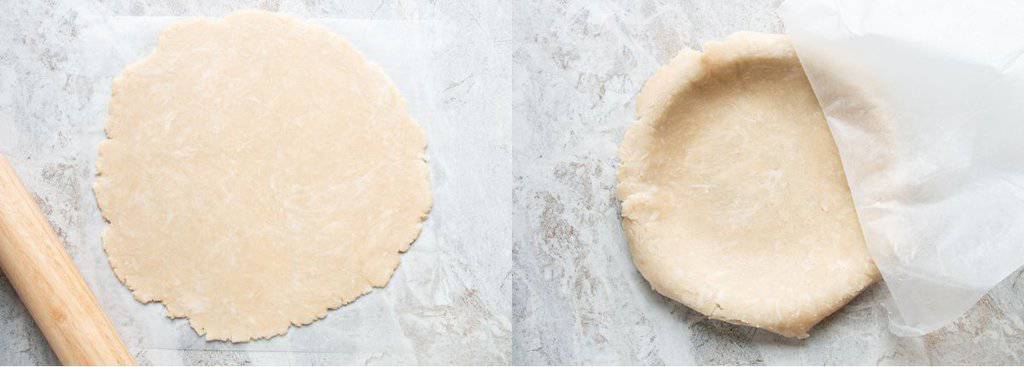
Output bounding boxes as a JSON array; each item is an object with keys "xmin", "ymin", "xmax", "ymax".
[
  {"xmin": 95, "ymin": 10, "xmax": 431, "ymax": 341},
  {"xmin": 617, "ymin": 32, "xmax": 879, "ymax": 338}
]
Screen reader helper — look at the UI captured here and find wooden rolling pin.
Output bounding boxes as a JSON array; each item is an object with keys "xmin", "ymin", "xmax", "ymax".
[{"xmin": 0, "ymin": 154, "xmax": 134, "ymax": 365}]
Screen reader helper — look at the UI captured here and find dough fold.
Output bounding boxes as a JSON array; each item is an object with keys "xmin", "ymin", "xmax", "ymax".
[{"xmin": 618, "ymin": 32, "xmax": 879, "ymax": 338}]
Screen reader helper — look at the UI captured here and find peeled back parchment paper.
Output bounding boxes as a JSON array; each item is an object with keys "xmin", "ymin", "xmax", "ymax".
[{"xmin": 780, "ymin": 0, "xmax": 1024, "ymax": 335}]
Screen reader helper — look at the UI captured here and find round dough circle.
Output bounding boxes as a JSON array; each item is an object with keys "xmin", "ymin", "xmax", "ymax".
[
  {"xmin": 617, "ymin": 32, "xmax": 879, "ymax": 338},
  {"xmin": 95, "ymin": 10, "xmax": 431, "ymax": 341}
]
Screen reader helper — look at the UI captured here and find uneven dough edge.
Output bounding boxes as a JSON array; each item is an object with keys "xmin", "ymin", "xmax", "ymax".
[
  {"xmin": 617, "ymin": 32, "xmax": 880, "ymax": 338},
  {"xmin": 94, "ymin": 10, "xmax": 432, "ymax": 342}
]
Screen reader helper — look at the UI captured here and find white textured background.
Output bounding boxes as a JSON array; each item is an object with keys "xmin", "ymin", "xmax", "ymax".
[{"xmin": 1, "ymin": 1, "xmax": 1022, "ymax": 365}]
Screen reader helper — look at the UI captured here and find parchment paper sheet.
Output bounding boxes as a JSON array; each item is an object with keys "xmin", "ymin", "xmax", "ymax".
[
  {"xmin": 74, "ymin": 15, "xmax": 456, "ymax": 358},
  {"xmin": 781, "ymin": 0, "xmax": 1024, "ymax": 335}
]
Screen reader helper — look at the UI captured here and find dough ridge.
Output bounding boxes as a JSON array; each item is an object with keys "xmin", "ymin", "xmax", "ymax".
[{"xmin": 618, "ymin": 32, "xmax": 879, "ymax": 338}]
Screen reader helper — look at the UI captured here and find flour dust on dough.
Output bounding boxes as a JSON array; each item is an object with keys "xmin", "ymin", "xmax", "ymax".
[
  {"xmin": 617, "ymin": 32, "xmax": 879, "ymax": 338},
  {"xmin": 95, "ymin": 10, "xmax": 432, "ymax": 342}
]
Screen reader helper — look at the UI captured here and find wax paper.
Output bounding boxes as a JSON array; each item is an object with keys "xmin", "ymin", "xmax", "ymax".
[
  {"xmin": 72, "ymin": 14, "xmax": 455, "ymax": 358},
  {"xmin": 781, "ymin": 0, "xmax": 1024, "ymax": 335}
]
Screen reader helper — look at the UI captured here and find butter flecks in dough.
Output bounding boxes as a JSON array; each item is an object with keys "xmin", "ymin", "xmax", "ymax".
[
  {"xmin": 95, "ymin": 10, "xmax": 432, "ymax": 342},
  {"xmin": 617, "ymin": 32, "xmax": 879, "ymax": 338}
]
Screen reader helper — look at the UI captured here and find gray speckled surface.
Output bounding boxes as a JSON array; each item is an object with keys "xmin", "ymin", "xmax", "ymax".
[{"xmin": 1, "ymin": 1, "xmax": 1022, "ymax": 365}]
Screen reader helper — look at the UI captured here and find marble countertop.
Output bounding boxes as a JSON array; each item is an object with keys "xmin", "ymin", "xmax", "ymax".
[{"xmin": 1, "ymin": 0, "xmax": 1022, "ymax": 365}]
